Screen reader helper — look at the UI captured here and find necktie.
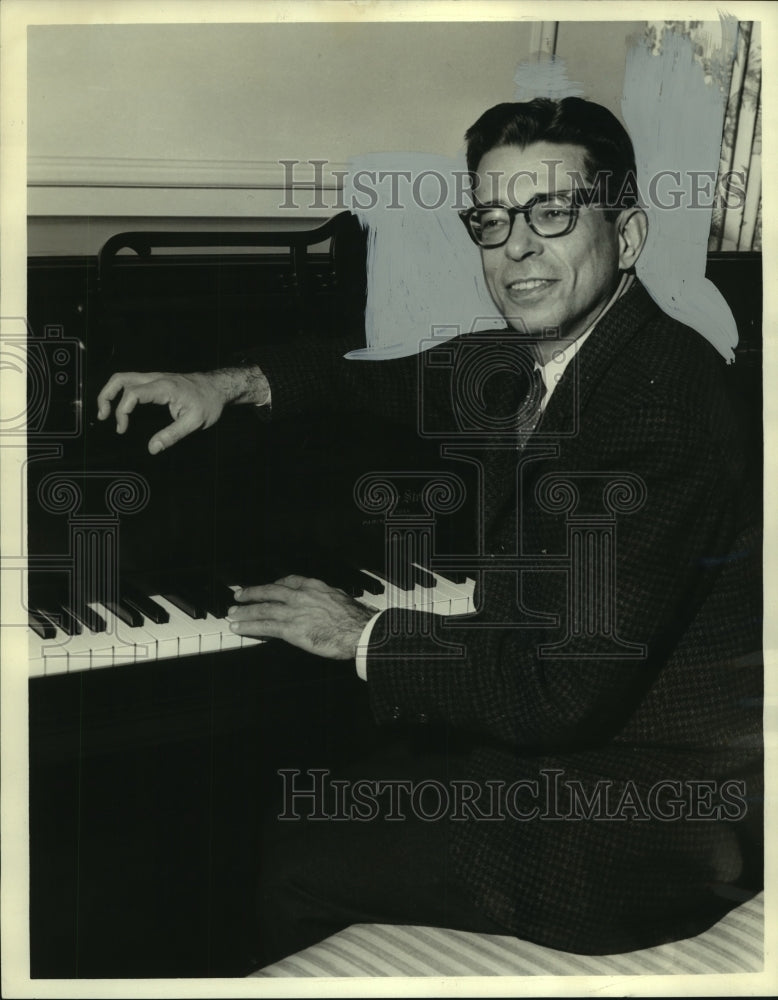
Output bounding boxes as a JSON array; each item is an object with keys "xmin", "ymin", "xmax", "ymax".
[{"xmin": 516, "ymin": 365, "xmax": 546, "ymax": 441}]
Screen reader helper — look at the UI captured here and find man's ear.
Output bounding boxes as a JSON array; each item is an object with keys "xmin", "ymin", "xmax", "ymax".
[{"xmin": 616, "ymin": 207, "xmax": 648, "ymax": 270}]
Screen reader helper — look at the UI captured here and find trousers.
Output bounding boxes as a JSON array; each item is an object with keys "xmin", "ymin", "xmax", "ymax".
[{"xmin": 252, "ymin": 731, "xmax": 513, "ymax": 969}]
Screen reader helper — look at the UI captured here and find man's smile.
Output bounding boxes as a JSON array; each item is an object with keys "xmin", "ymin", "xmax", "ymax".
[{"xmin": 503, "ymin": 277, "xmax": 558, "ymax": 301}]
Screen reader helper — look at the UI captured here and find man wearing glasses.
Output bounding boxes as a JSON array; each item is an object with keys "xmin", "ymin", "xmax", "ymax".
[{"xmin": 97, "ymin": 98, "xmax": 762, "ymax": 966}]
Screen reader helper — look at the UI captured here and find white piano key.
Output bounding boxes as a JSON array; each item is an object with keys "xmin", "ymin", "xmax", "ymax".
[
  {"xmin": 87, "ymin": 603, "xmax": 129, "ymax": 669},
  {"xmin": 412, "ymin": 583, "xmax": 442, "ymax": 615},
  {"xmin": 132, "ymin": 596, "xmax": 182, "ymax": 659},
  {"xmin": 221, "ymin": 621, "xmax": 259, "ymax": 650},
  {"xmin": 27, "ymin": 611, "xmax": 68, "ymax": 675},
  {"xmin": 239, "ymin": 633, "xmax": 265, "ymax": 649},
  {"xmin": 30, "ymin": 571, "xmax": 474, "ymax": 679},
  {"xmin": 357, "ymin": 568, "xmax": 449, "ymax": 616},
  {"xmin": 409, "ymin": 565, "xmax": 452, "ymax": 614},
  {"xmin": 42, "ymin": 623, "xmax": 97, "ymax": 674},
  {"xmin": 424, "ymin": 569, "xmax": 476, "ymax": 615},
  {"xmin": 105, "ymin": 601, "xmax": 166, "ymax": 663},
  {"xmin": 33, "ymin": 635, "xmax": 74, "ymax": 676},
  {"xmin": 91, "ymin": 601, "xmax": 167, "ymax": 668},
  {"xmin": 354, "ymin": 572, "xmax": 389, "ymax": 612},
  {"xmin": 150, "ymin": 596, "xmax": 203, "ymax": 656},
  {"xmin": 358, "ymin": 595, "xmax": 388, "ymax": 612},
  {"xmin": 199, "ymin": 613, "xmax": 226, "ymax": 653},
  {"xmin": 148, "ymin": 595, "xmax": 263, "ymax": 654},
  {"xmin": 29, "ymin": 644, "xmax": 47, "ymax": 678},
  {"xmin": 90, "ymin": 646, "xmax": 117, "ymax": 670},
  {"xmin": 91, "ymin": 600, "xmax": 146, "ymax": 651},
  {"xmin": 220, "ymin": 626, "xmax": 245, "ymax": 650},
  {"xmin": 44, "ymin": 653, "xmax": 77, "ymax": 675},
  {"xmin": 373, "ymin": 575, "xmax": 414, "ymax": 610},
  {"xmin": 131, "ymin": 596, "xmax": 182, "ymax": 660},
  {"xmin": 221, "ymin": 584, "xmax": 261, "ymax": 650},
  {"xmin": 385, "ymin": 572, "xmax": 436, "ymax": 615},
  {"xmin": 135, "ymin": 631, "xmax": 178, "ymax": 663}
]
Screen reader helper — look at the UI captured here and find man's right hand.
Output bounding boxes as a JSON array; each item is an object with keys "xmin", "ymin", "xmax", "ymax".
[{"xmin": 96, "ymin": 366, "xmax": 270, "ymax": 454}]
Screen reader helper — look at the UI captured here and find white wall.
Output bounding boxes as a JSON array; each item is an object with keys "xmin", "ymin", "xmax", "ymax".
[
  {"xmin": 28, "ymin": 23, "xmax": 533, "ymax": 167},
  {"xmin": 27, "ymin": 20, "xmax": 640, "ymax": 254},
  {"xmin": 555, "ymin": 21, "xmax": 644, "ymax": 123}
]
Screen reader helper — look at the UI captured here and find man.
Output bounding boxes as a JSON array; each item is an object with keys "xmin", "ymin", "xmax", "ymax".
[{"xmin": 97, "ymin": 98, "xmax": 762, "ymax": 964}]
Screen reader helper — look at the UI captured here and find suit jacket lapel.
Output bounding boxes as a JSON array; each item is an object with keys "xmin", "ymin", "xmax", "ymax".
[{"xmin": 537, "ymin": 281, "xmax": 661, "ymax": 441}]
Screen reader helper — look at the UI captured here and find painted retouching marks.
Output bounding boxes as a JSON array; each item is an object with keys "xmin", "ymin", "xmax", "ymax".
[
  {"xmin": 343, "ymin": 152, "xmax": 501, "ymax": 361},
  {"xmin": 343, "ymin": 56, "xmax": 583, "ymax": 362},
  {"xmin": 512, "ymin": 52, "xmax": 584, "ymax": 103},
  {"xmin": 623, "ymin": 23, "xmax": 739, "ymax": 362}
]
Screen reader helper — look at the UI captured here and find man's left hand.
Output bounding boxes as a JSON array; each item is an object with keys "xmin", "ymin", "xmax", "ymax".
[{"xmin": 227, "ymin": 575, "xmax": 375, "ymax": 660}]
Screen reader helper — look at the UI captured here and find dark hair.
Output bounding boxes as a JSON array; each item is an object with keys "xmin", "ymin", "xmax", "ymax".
[{"xmin": 464, "ymin": 97, "xmax": 639, "ymax": 219}]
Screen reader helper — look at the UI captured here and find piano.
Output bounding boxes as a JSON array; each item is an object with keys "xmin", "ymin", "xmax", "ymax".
[
  {"xmin": 24, "ymin": 216, "xmax": 486, "ymax": 977},
  {"xmin": 25, "ymin": 223, "xmax": 761, "ymax": 977},
  {"xmin": 28, "ymin": 564, "xmax": 476, "ymax": 677}
]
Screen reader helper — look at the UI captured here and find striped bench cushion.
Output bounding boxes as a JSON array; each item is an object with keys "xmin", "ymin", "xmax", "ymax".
[{"xmin": 250, "ymin": 892, "xmax": 763, "ymax": 977}]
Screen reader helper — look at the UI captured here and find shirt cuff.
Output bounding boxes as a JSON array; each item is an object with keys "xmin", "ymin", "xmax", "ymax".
[{"xmin": 355, "ymin": 611, "xmax": 382, "ymax": 681}]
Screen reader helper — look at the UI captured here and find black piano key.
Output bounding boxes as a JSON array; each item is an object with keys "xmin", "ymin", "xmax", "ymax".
[
  {"xmin": 39, "ymin": 604, "xmax": 83, "ymax": 637},
  {"xmin": 103, "ymin": 599, "xmax": 144, "ymax": 628},
  {"xmin": 183, "ymin": 573, "xmax": 237, "ymax": 619},
  {"xmin": 410, "ymin": 565, "xmax": 438, "ymax": 589},
  {"xmin": 160, "ymin": 588, "xmax": 207, "ymax": 620},
  {"xmin": 28, "ymin": 580, "xmax": 82, "ymax": 636},
  {"xmin": 29, "ymin": 610, "xmax": 57, "ymax": 640},
  {"xmin": 328, "ymin": 574, "xmax": 367, "ymax": 599},
  {"xmin": 439, "ymin": 567, "xmax": 470, "ymax": 584},
  {"xmin": 30, "ymin": 592, "xmax": 83, "ymax": 636},
  {"xmin": 323, "ymin": 561, "xmax": 383, "ymax": 599},
  {"xmin": 121, "ymin": 583, "xmax": 170, "ymax": 625},
  {"xmin": 273, "ymin": 545, "xmax": 369, "ymax": 598},
  {"xmin": 357, "ymin": 572, "xmax": 385, "ymax": 596},
  {"xmin": 205, "ymin": 583, "xmax": 238, "ymax": 619},
  {"xmin": 67, "ymin": 603, "xmax": 107, "ymax": 634},
  {"xmin": 378, "ymin": 561, "xmax": 416, "ymax": 593}
]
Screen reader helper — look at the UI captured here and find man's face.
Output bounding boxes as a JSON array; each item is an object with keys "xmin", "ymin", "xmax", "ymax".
[{"xmin": 474, "ymin": 141, "xmax": 624, "ymax": 341}]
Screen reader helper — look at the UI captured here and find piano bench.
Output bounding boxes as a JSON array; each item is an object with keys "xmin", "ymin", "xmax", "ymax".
[{"xmin": 248, "ymin": 892, "xmax": 763, "ymax": 978}]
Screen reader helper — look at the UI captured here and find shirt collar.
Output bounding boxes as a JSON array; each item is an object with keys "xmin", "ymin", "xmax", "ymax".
[{"xmin": 537, "ymin": 272, "xmax": 635, "ymax": 409}]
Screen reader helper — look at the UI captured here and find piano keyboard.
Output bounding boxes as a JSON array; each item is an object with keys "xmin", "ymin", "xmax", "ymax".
[{"xmin": 28, "ymin": 567, "xmax": 475, "ymax": 678}]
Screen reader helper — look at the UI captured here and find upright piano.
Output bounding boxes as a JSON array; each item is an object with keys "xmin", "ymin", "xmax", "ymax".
[
  {"xmin": 24, "ymin": 218, "xmax": 762, "ymax": 977},
  {"xmin": 25, "ymin": 214, "xmax": 481, "ymax": 977}
]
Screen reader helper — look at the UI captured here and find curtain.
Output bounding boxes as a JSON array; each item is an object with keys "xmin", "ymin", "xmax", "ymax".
[{"xmin": 643, "ymin": 20, "xmax": 761, "ymax": 251}]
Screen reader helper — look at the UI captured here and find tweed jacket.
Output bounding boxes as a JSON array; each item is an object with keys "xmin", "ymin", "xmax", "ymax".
[{"xmin": 252, "ymin": 280, "xmax": 763, "ymax": 953}]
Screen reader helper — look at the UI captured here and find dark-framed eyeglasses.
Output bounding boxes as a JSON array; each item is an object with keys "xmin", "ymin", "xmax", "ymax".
[{"xmin": 459, "ymin": 189, "xmax": 598, "ymax": 247}]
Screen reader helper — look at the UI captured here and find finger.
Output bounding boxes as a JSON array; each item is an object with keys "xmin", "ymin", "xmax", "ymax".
[
  {"xmin": 96, "ymin": 372, "xmax": 161, "ymax": 420},
  {"xmin": 113, "ymin": 389, "xmax": 140, "ymax": 434},
  {"xmin": 113, "ymin": 379, "xmax": 171, "ymax": 434},
  {"xmin": 275, "ymin": 574, "xmax": 311, "ymax": 590},
  {"xmin": 227, "ymin": 602, "xmax": 292, "ymax": 623},
  {"xmin": 96, "ymin": 373, "xmax": 134, "ymax": 420},
  {"xmin": 115, "ymin": 378, "xmax": 177, "ymax": 415},
  {"xmin": 110, "ymin": 378, "xmax": 193, "ymax": 445},
  {"xmin": 233, "ymin": 583, "xmax": 303, "ymax": 605},
  {"xmin": 230, "ymin": 618, "xmax": 285, "ymax": 640},
  {"xmin": 147, "ymin": 409, "xmax": 205, "ymax": 455},
  {"xmin": 301, "ymin": 578, "xmax": 341, "ymax": 594},
  {"xmin": 274, "ymin": 575, "xmax": 341, "ymax": 595}
]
